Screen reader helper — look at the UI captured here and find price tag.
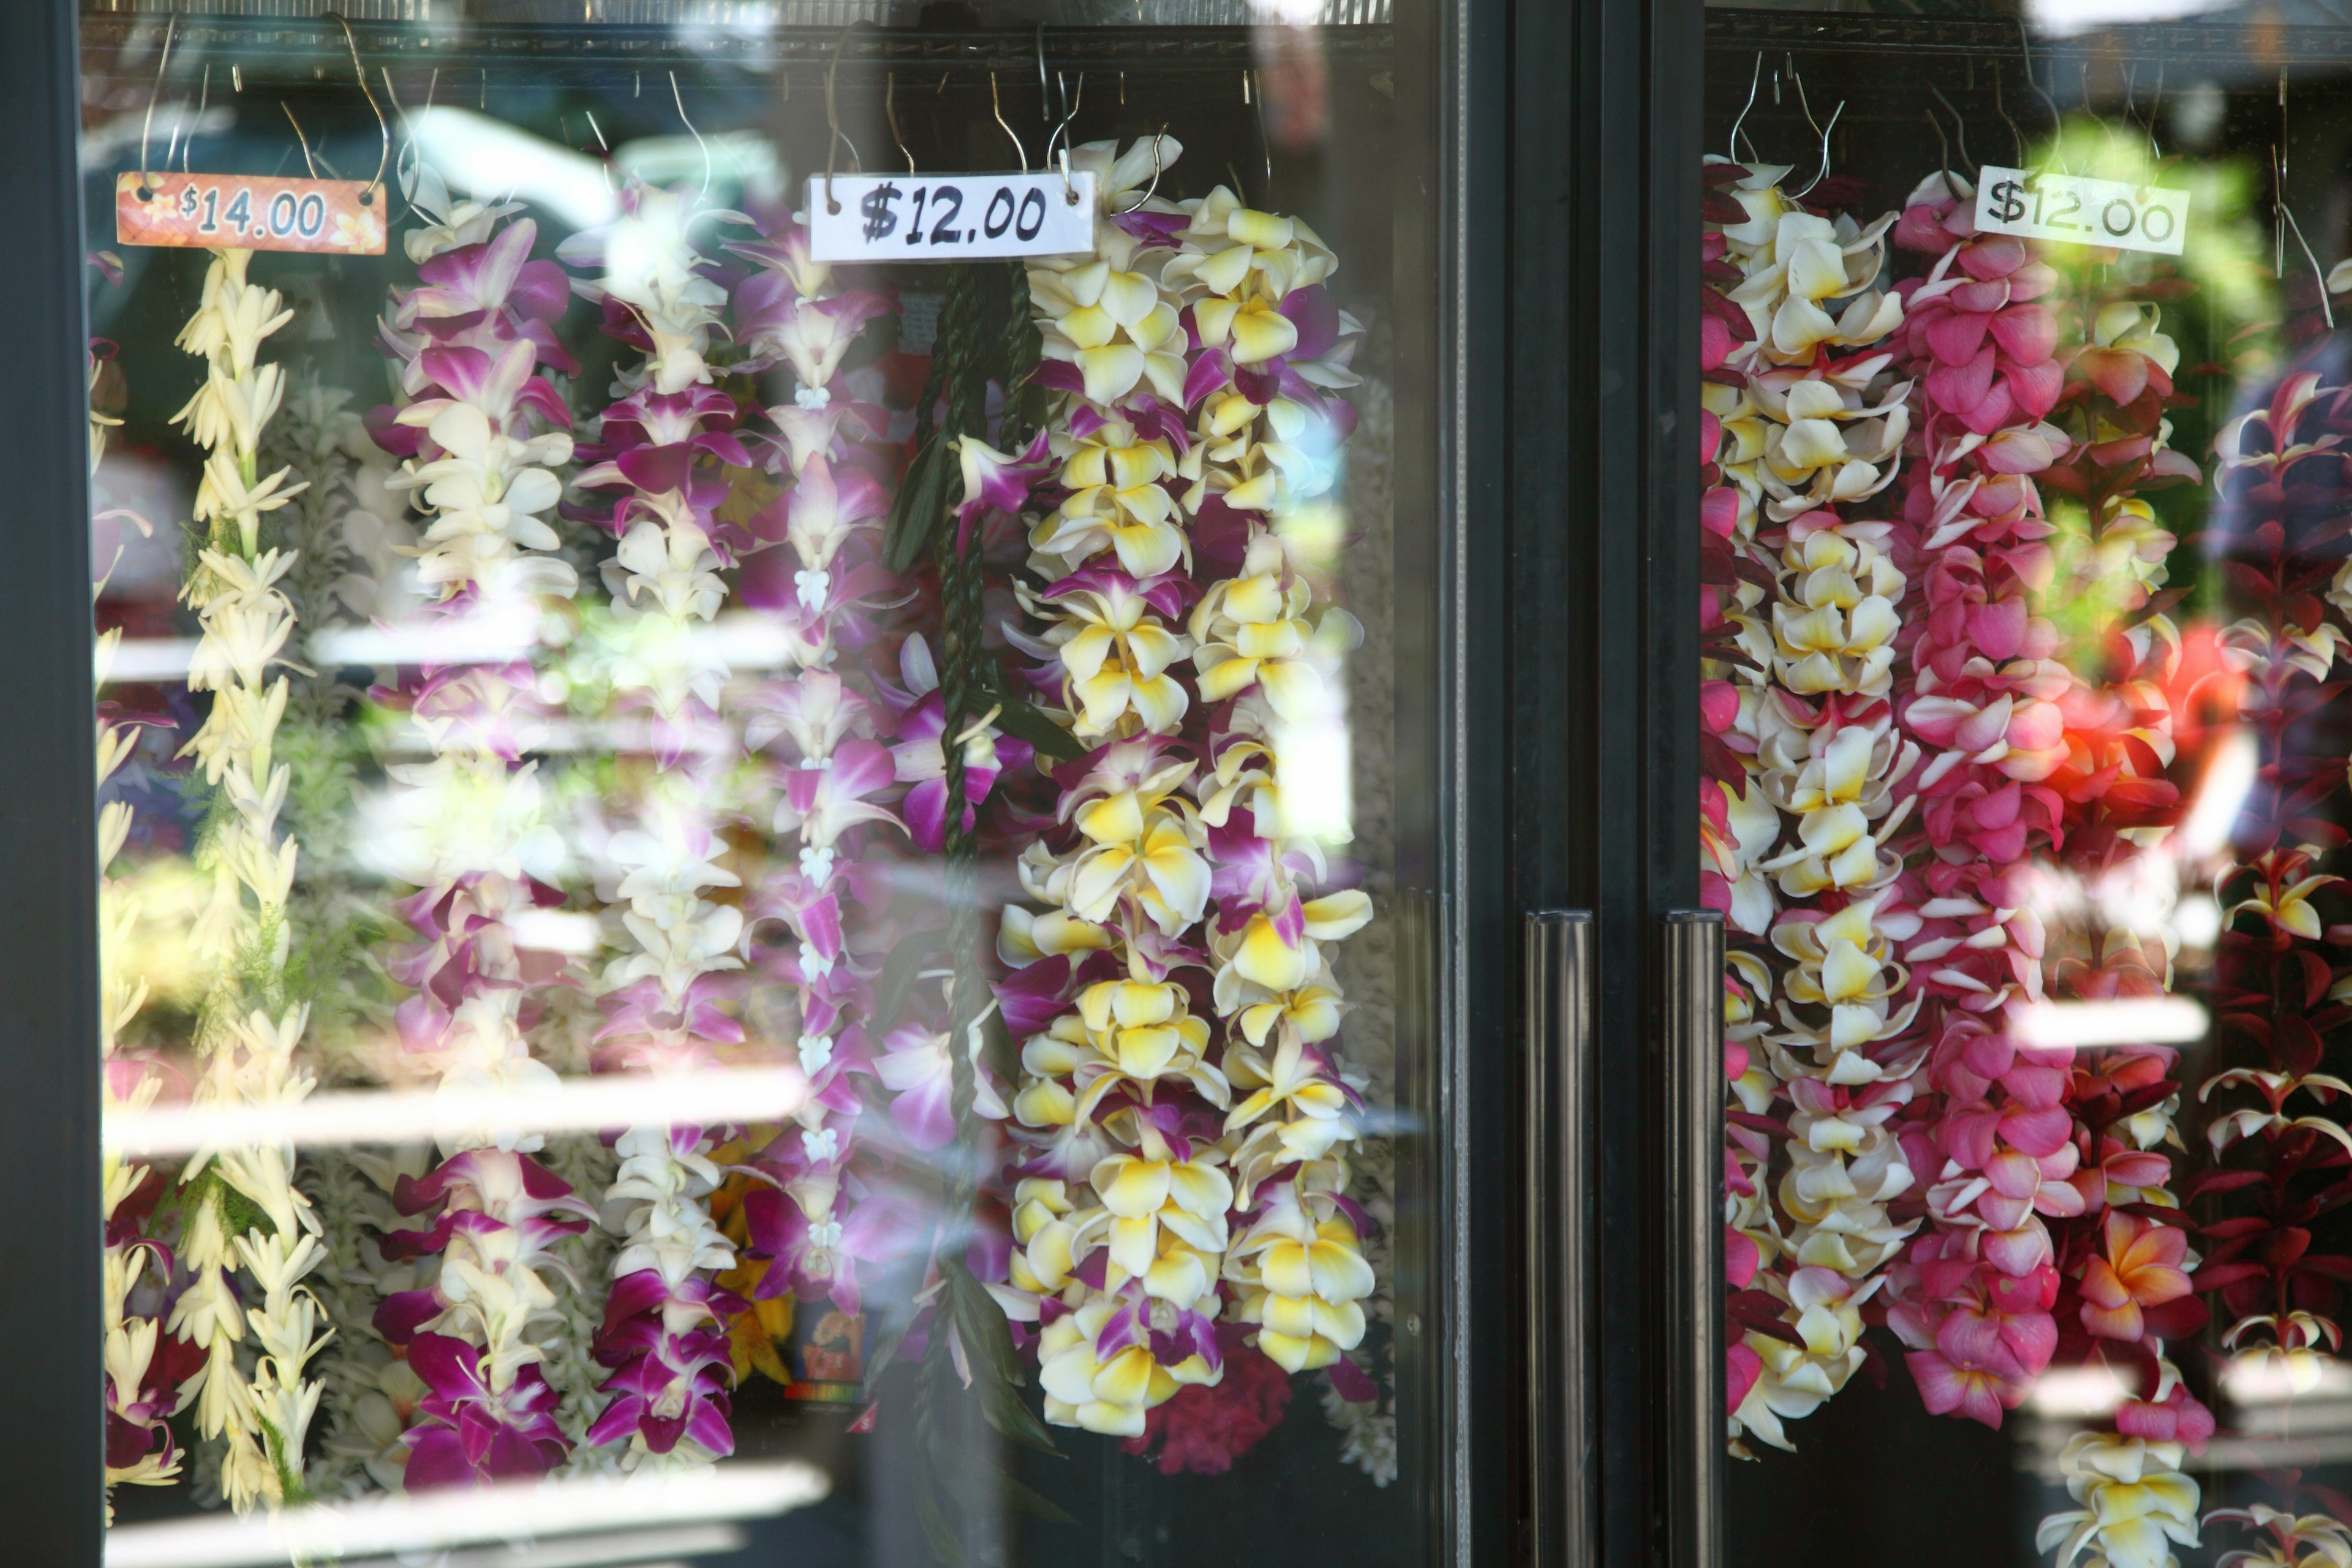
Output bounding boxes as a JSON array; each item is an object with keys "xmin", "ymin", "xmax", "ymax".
[
  {"xmin": 807, "ymin": 171, "xmax": 1096, "ymax": 263},
  {"xmin": 1973, "ymin": 165, "xmax": 2188, "ymax": 257},
  {"xmin": 115, "ymin": 172, "xmax": 387, "ymax": 255}
]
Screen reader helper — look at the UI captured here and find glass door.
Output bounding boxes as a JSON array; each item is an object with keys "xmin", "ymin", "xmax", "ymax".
[
  {"xmin": 66, "ymin": 2, "xmax": 1469, "ymax": 1562},
  {"xmin": 1690, "ymin": 2, "xmax": 2352, "ymax": 1562}
]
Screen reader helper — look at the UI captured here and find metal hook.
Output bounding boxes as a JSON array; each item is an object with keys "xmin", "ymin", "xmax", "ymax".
[
  {"xmin": 1928, "ymin": 85, "xmax": 1973, "ymax": 171},
  {"xmin": 1113, "ymin": 127, "xmax": 1167, "ymax": 215},
  {"xmin": 1923, "ymin": 99, "xmax": 1956, "ymax": 190},
  {"xmin": 669, "ymin": 70, "xmax": 712, "ymax": 199},
  {"xmin": 282, "ymin": 102, "xmax": 320, "ymax": 179},
  {"xmin": 135, "ymin": 12, "xmax": 178, "ymax": 200},
  {"xmin": 2016, "ymin": 19, "xmax": 2065, "ymax": 165},
  {"xmin": 1992, "ymin": 63, "xmax": 2028, "ymax": 168},
  {"xmin": 1036, "ymin": 21, "xmax": 1051, "ymax": 121},
  {"xmin": 823, "ymin": 24, "xmax": 866, "ymax": 214},
  {"xmin": 169, "ymin": 63, "xmax": 209, "ymax": 176},
  {"xmin": 1787, "ymin": 72, "xmax": 1844, "ymax": 202},
  {"xmin": 1046, "ymin": 72, "xmax": 1086, "ymax": 205},
  {"xmin": 886, "ymin": 72, "xmax": 916, "ymax": 175},
  {"xmin": 1727, "ymin": 53, "xmax": 1762, "ymax": 164},
  {"xmin": 2275, "ymin": 145, "xmax": 2332, "ymax": 328},
  {"xmin": 324, "ymin": 12, "xmax": 391, "ymax": 203},
  {"xmin": 990, "ymin": 74, "xmax": 1029, "ymax": 172}
]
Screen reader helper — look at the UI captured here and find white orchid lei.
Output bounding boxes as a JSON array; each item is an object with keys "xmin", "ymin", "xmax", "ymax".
[
  {"xmin": 984, "ymin": 137, "xmax": 1381, "ymax": 1444},
  {"xmin": 164, "ymin": 246, "xmax": 328, "ymax": 1512},
  {"xmin": 1700, "ymin": 159, "xmax": 1926, "ymax": 1455}
]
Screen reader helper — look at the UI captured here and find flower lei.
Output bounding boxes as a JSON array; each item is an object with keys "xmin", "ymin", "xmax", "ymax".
[
  {"xmin": 164, "ymin": 246, "xmax": 327, "ymax": 1512},
  {"xmin": 711, "ymin": 219, "xmax": 916, "ymax": 1344},
  {"xmin": 1699, "ymin": 157, "xmax": 1921, "ymax": 1455},
  {"xmin": 1880, "ymin": 178, "xmax": 2208, "ymax": 1566},
  {"xmin": 993, "ymin": 137, "xmax": 1377, "ymax": 1442},
  {"xmin": 2190, "ymin": 350, "xmax": 2352, "ymax": 1558},
  {"xmin": 95, "ymin": 325, "xmax": 201, "ymax": 1503},
  {"xmin": 560, "ymin": 180, "xmax": 755, "ymax": 1468},
  {"xmin": 361, "ymin": 173, "xmax": 595, "ymax": 1489}
]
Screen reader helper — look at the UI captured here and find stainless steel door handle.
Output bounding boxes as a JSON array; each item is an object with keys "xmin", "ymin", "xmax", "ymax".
[
  {"xmin": 1525, "ymin": 910, "xmax": 1593, "ymax": 1568},
  {"xmin": 1661, "ymin": 910, "xmax": 1725, "ymax": 1568}
]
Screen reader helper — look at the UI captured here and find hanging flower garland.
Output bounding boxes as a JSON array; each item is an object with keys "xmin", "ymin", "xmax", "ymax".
[
  {"xmin": 1874, "ymin": 171, "xmax": 2209, "ymax": 1566},
  {"xmin": 94, "ymin": 313, "xmax": 202, "ymax": 1503},
  {"xmin": 559, "ymin": 179, "xmax": 758, "ymax": 1469},
  {"xmin": 715, "ymin": 216, "xmax": 918, "ymax": 1351},
  {"xmin": 2190, "ymin": 348, "xmax": 2352, "ymax": 1550},
  {"xmin": 986, "ymin": 137, "xmax": 1378, "ymax": 1448},
  {"xmin": 1698, "ymin": 156, "xmax": 1922, "ymax": 1455},
  {"xmin": 359, "ymin": 179, "xmax": 597, "ymax": 1488},
  {"xmin": 163, "ymin": 246, "xmax": 327, "ymax": 1512}
]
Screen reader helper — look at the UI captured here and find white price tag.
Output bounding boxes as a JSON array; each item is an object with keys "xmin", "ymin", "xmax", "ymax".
[
  {"xmin": 1973, "ymin": 165, "xmax": 2188, "ymax": 256},
  {"xmin": 808, "ymin": 171, "xmax": 1097, "ymax": 262}
]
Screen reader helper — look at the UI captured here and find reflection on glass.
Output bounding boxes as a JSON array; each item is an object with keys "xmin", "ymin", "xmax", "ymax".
[
  {"xmin": 1706, "ymin": 12, "xmax": 2352, "ymax": 1567},
  {"xmin": 85, "ymin": 7, "xmax": 1421, "ymax": 1564}
]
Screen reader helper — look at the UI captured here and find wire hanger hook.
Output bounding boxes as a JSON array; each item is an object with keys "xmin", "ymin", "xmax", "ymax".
[
  {"xmin": 990, "ymin": 73, "xmax": 1029, "ymax": 172},
  {"xmin": 1046, "ymin": 71, "xmax": 1086, "ymax": 205},
  {"xmin": 822, "ymin": 23, "xmax": 867, "ymax": 214},
  {"xmin": 886, "ymin": 71, "xmax": 915, "ymax": 175},
  {"xmin": 1786, "ymin": 67, "xmax": 1844, "ymax": 201},
  {"xmin": 135, "ymin": 12, "xmax": 179, "ymax": 202},
  {"xmin": 1727, "ymin": 52, "xmax": 1762, "ymax": 164},
  {"xmin": 321, "ymin": 13, "xmax": 390, "ymax": 203},
  {"xmin": 670, "ymin": 69, "xmax": 712, "ymax": 200},
  {"xmin": 1112, "ymin": 125, "xmax": 1167, "ymax": 216}
]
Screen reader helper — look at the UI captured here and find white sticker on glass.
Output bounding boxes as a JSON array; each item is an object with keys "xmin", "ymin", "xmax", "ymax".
[
  {"xmin": 1973, "ymin": 165, "xmax": 2188, "ymax": 257},
  {"xmin": 807, "ymin": 171, "xmax": 1097, "ymax": 262}
]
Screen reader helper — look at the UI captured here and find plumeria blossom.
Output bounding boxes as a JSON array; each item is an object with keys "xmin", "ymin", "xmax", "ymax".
[
  {"xmin": 2037, "ymin": 1433, "xmax": 2200, "ymax": 1568},
  {"xmin": 997, "ymin": 138, "xmax": 1382, "ymax": 1449}
]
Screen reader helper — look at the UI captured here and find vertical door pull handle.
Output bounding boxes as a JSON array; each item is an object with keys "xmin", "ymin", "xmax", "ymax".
[
  {"xmin": 1661, "ymin": 910, "xmax": 1725, "ymax": 1568},
  {"xmin": 1525, "ymin": 910, "xmax": 1594, "ymax": 1568}
]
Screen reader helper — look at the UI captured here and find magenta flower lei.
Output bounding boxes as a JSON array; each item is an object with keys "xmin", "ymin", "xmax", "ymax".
[
  {"xmin": 361, "ymin": 189, "xmax": 597, "ymax": 1488},
  {"xmin": 1881, "ymin": 175, "xmax": 2207, "ymax": 1535},
  {"xmin": 557, "ymin": 179, "xmax": 762, "ymax": 1466},
  {"xmin": 984, "ymin": 138, "xmax": 1378, "ymax": 1441},
  {"xmin": 718, "ymin": 216, "xmax": 927, "ymax": 1322}
]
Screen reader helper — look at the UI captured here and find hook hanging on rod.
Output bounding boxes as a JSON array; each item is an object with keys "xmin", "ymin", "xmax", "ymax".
[
  {"xmin": 670, "ymin": 69, "xmax": 712, "ymax": 199},
  {"xmin": 886, "ymin": 72, "xmax": 916, "ymax": 176},
  {"xmin": 1991, "ymin": 63, "xmax": 2029, "ymax": 168},
  {"xmin": 1046, "ymin": 72, "xmax": 1086, "ymax": 206},
  {"xmin": 282, "ymin": 102, "xmax": 321, "ymax": 179},
  {"xmin": 1036, "ymin": 21, "xmax": 1051, "ymax": 122},
  {"xmin": 168, "ymin": 63, "xmax": 209, "ymax": 176},
  {"xmin": 325, "ymin": 12, "xmax": 390, "ymax": 204},
  {"xmin": 1114, "ymin": 125, "xmax": 1167, "ymax": 216},
  {"xmin": 1928, "ymin": 85, "xmax": 1973, "ymax": 173},
  {"xmin": 1727, "ymin": 52, "xmax": 1762, "ymax": 164},
  {"xmin": 1786, "ymin": 67, "xmax": 1843, "ymax": 201},
  {"xmin": 822, "ymin": 24, "xmax": 865, "ymax": 214},
  {"xmin": 135, "ymin": 10, "xmax": 178, "ymax": 201},
  {"xmin": 990, "ymin": 73, "xmax": 1030, "ymax": 172}
]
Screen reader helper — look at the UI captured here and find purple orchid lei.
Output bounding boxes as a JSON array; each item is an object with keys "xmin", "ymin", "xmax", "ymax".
[
  {"xmin": 698, "ymin": 216, "xmax": 940, "ymax": 1330},
  {"xmin": 361, "ymin": 189, "xmax": 598, "ymax": 1489},
  {"xmin": 984, "ymin": 138, "xmax": 1380, "ymax": 1441}
]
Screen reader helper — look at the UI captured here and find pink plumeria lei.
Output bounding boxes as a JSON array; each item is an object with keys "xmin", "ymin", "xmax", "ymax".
[
  {"xmin": 989, "ymin": 137, "xmax": 1378, "ymax": 1443},
  {"xmin": 361, "ymin": 185, "xmax": 599, "ymax": 1488},
  {"xmin": 1700, "ymin": 157, "xmax": 1923, "ymax": 1455},
  {"xmin": 1866, "ymin": 173, "xmax": 2213, "ymax": 1566},
  {"xmin": 558, "ymin": 179, "xmax": 760, "ymax": 1467}
]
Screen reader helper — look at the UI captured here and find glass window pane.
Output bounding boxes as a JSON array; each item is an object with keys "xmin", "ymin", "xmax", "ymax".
[
  {"xmin": 1703, "ymin": 6, "xmax": 2352, "ymax": 1562},
  {"xmin": 80, "ymin": 5, "xmax": 1446, "ymax": 1562}
]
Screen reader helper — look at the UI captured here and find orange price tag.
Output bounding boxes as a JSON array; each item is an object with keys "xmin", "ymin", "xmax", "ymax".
[{"xmin": 115, "ymin": 172, "xmax": 386, "ymax": 255}]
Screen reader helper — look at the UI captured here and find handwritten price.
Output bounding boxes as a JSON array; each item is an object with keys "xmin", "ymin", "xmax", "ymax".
[{"xmin": 808, "ymin": 171, "xmax": 1096, "ymax": 263}]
